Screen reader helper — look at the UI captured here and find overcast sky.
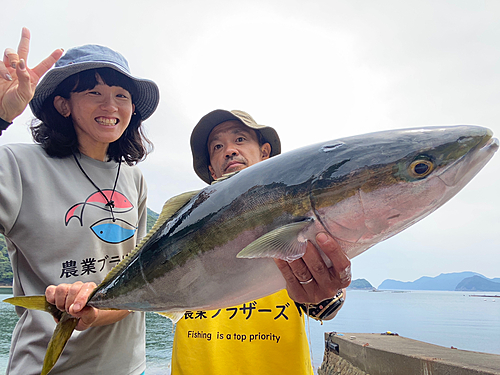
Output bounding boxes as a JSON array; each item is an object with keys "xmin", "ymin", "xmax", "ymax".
[{"xmin": 2, "ymin": 0, "xmax": 499, "ymax": 288}]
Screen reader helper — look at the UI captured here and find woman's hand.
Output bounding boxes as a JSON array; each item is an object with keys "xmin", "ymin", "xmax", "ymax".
[
  {"xmin": 45, "ymin": 281, "xmax": 131, "ymax": 331},
  {"xmin": 46, "ymin": 281, "xmax": 99, "ymax": 331},
  {"xmin": 0, "ymin": 28, "xmax": 63, "ymax": 122}
]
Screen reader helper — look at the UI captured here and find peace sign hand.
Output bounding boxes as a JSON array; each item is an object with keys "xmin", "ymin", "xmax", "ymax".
[{"xmin": 0, "ymin": 28, "xmax": 63, "ymax": 122}]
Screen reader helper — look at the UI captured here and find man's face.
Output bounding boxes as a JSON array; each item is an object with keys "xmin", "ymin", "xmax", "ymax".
[{"xmin": 207, "ymin": 120, "xmax": 271, "ymax": 180}]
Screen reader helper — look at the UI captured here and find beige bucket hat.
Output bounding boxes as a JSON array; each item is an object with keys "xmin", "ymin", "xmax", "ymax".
[{"xmin": 191, "ymin": 109, "xmax": 281, "ymax": 184}]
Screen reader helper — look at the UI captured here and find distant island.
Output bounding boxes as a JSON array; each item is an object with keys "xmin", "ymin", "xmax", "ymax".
[
  {"xmin": 456, "ymin": 275, "xmax": 500, "ymax": 292},
  {"xmin": 378, "ymin": 271, "xmax": 500, "ymax": 292},
  {"xmin": 348, "ymin": 279, "xmax": 374, "ymax": 290}
]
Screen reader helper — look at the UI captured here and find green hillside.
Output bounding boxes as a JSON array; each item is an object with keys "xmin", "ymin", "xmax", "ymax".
[
  {"xmin": 147, "ymin": 208, "xmax": 159, "ymax": 232},
  {"xmin": 0, "ymin": 235, "xmax": 12, "ymax": 285}
]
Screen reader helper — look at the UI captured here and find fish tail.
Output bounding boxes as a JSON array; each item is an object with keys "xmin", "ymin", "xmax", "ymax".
[
  {"xmin": 3, "ymin": 295, "xmax": 61, "ymax": 315},
  {"xmin": 41, "ymin": 313, "xmax": 78, "ymax": 375},
  {"xmin": 4, "ymin": 296, "xmax": 78, "ymax": 375}
]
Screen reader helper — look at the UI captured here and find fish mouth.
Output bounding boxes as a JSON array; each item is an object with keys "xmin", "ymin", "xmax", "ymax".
[
  {"xmin": 439, "ymin": 136, "xmax": 498, "ymax": 188},
  {"xmin": 485, "ymin": 137, "xmax": 500, "ymax": 151}
]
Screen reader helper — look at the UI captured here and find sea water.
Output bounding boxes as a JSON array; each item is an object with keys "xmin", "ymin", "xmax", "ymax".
[
  {"xmin": 306, "ymin": 290, "xmax": 500, "ymax": 370},
  {"xmin": 1, "ymin": 290, "xmax": 499, "ymax": 374}
]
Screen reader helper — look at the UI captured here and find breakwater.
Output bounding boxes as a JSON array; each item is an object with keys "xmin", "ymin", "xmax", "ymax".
[{"xmin": 319, "ymin": 332, "xmax": 500, "ymax": 375}]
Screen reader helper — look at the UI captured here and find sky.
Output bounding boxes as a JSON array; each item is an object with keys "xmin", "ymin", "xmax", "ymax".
[{"xmin": 1, "ymin": 0, "xmax": 499, "ymax": 288}]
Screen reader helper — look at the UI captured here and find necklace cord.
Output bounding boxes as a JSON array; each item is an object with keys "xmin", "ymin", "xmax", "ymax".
[{"xmin": 72, "ymin": 153, "xmax": 121, "ymax": 222}]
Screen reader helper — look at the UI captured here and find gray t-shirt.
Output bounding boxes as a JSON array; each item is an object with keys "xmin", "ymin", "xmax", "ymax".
[{"xmin": 0, "ymin": 143, "xmax": 147, "ymax": 375}]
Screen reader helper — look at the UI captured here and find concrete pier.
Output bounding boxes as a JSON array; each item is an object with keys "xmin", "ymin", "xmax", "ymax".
[{"xmin": 318, "ymin": 332, "xmax": 500, "ymax": 375}]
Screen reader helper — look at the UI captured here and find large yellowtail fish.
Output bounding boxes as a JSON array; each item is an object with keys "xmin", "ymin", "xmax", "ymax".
[{"xmin": 5, "ymin": 125, "xmax": 498, "ymax": 374}]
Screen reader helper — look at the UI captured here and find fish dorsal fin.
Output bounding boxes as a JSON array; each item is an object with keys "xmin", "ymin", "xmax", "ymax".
[
  {"xmin": 211, "ymin": 171, "xmax": 240, "ymax": 185},
  {"xmin": 155, "ymin": 311, "xmax": 185, "ymax": 324},
  {"xmin": 97, "ymin": 190, "xmax": 201, "ymax": 288},
  {"xmin": 236, "ymin": 218, "xmax": 313, "ymax": 262},
  {"xmin": 150, "ymin": 190, "xmax": 202, "ymax": 232}
]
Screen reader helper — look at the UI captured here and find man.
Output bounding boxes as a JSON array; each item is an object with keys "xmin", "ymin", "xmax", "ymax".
[{"xmin": 171, "ymin": 110, "xmax": 351, "ymax": 375}]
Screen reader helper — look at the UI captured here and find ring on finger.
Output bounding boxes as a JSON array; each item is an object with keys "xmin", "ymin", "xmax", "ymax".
[{"xmin": 299, "ymin": 277, "xmax": 314, "ymax": 285}]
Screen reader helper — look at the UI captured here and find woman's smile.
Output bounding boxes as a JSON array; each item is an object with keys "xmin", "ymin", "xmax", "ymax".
[{"xmin": 95, "ymin": 116, "xmax": 119, "ymax": 126}]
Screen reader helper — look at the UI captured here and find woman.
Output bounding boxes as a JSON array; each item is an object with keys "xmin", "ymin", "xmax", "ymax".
[{"xmin": 0, "ymin": 28, "xmax": 159, "ymax": 375}]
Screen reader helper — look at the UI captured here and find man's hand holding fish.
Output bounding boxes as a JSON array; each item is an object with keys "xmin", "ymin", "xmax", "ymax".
[{"xmin": 275, "ymin": 231, "xmax": 350, "ymax": 311}]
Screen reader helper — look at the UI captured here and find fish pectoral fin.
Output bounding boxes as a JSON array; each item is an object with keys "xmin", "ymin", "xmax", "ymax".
[
  {"xmin": 4, "ymin": 295, "xmax": 62, "ymax": 319},
  {"xmin": 41, "ymin": 312, "xmax": 79, "ymax": 375},
  {"xmin": 237, "ymin": 218, "xmax": 313, "ymax": 262},
  {"xmin": 155, "ymin": 311, "xmax": 185, "ymax": 324}
]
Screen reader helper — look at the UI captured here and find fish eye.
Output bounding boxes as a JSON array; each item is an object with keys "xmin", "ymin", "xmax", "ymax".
[{"xmin": 409, "ymin": 160, "xmax": 434, "ymax": 178}]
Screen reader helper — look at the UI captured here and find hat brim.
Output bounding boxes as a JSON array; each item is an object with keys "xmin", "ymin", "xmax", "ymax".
[
  {"xmin": 29, "ymin": 61, "xmax": 159, "ymax": 121},
  {"xmin": 191, "ymin": 109, "xmax": 281, "ymax": 184}
]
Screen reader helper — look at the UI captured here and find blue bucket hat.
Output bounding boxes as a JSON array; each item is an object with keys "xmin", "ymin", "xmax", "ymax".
[{"xmin": 29, "ymin": 44, "xmax": 159, "ymax": 121}]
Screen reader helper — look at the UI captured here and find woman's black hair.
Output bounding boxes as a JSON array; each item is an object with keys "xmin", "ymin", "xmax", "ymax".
[{"xmin": 30, "ymin": 67, "xmax": 153, "ymax": 165}]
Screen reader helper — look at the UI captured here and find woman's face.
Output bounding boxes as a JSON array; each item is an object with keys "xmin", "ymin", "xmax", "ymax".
[{"xmin": 55, "ymin": 77, "xmax": 135, "ymax": 160}]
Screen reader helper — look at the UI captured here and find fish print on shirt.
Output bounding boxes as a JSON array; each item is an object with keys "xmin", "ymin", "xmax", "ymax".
[{"xmin": 64, "ymin": 189, "xmax": 137, "ymax": 244}]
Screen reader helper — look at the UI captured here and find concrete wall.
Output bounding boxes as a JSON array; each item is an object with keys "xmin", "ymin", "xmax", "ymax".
[{"xmin": 319, "ymin": 332, "xmax": 500, "ymax": 375}]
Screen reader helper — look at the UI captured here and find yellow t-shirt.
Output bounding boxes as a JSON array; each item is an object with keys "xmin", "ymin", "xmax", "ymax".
[{"xmin": 171, "ymin": 289, "xmax": 313, "ymax": 375}]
